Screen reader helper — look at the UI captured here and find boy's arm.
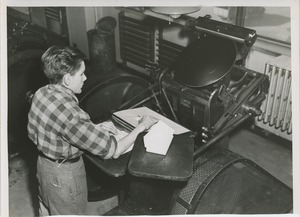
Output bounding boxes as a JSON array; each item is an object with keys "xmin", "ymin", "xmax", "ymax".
[
  {"xmin": 112, "ymin": 124, "xmax": 146, "ymax": 158},
  {"xmin": 64, "ymin": 114, "xmax": 117, "ymax": 159},
  {"xmin": 112, "ymin": 115, "xmax": 158, "ymax": 159}
]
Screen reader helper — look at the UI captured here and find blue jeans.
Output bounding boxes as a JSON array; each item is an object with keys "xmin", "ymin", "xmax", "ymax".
[{"xmin": 36, "ymin": 155, "xmax": 88, "ymax": 216}]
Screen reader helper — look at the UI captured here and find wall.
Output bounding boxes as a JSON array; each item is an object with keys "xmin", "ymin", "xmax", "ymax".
[
  {"xmin": 66, "ymin": 7, "xmax": 119, "ymax": 60},
  {"xmin": 66, "ymin": 7, "xmax": 90, "ymax": 57},
  {"xmin": 245, "ymin": 49, "xmax": 279, "ymax": 74},
  {"xmin": 66, "ymin": 7, "xmax": 291, "ymax": 74}
]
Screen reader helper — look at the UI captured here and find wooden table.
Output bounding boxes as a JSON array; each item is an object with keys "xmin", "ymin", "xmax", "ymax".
[
  {"xmin": 128, "ymin": 132, "xmax": 194, "ymax": 181},
  {"xmin": 84, "ymin": 152, "xmax": 130, "ymax": 178},
  {"xmin": 104, "ymin": 131, "xmax": 194, "ymax": 215},
  {"xmin": 83, "ymin": 110, "xmax": 195, "ymax": 215}
]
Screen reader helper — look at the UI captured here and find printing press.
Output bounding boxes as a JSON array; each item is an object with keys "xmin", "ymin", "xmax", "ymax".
[
  {"xmin": 79, "ymin": 15, "xmax": 293, "ymax": 215},
  {"xmin": 117, "ymin": 15, "xmax": 269, "ymax": 155}
]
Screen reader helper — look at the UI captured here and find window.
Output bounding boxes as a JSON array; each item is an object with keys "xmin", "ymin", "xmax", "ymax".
[
  {"xmin": 188, "ymin": 6, "xmax": 291, "ymax": 44},
  {"xmin": 244, "ymin": 7, "xmax": 290, "ymax": 44},
  {"xmin": 187, "ymin": 6, "xmax": 291, "ymax": 55},
  {"xmin": 188, "ymin": 7, "xmax": 237, "ymax": 24}
]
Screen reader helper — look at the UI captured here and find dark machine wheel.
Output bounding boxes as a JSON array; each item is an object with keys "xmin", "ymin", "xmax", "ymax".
[
  {"xmin": 8, "ymin": 50, "xmax": 48, "ymax": 154},
  {"xmin": 8, "ymin": 49, "xmax": 48, "ymax": 154},
  {"xmin": 7, "ymin": 18, "xmax": 49, "ymax": 153},
  {"xmin": 169, "ymin": 148, "xmax": 293, "ymax": 214},
  {"xmin": 78, "ymin": 72, "xmax": 152, "ymax": 201},
  {"xmin": 79, "ymin": 73, "xmax": 152, "ymax": 123}
]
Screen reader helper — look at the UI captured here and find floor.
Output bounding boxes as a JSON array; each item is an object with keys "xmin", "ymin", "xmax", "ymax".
[{"xmin": 8, "ymin": 126, "xmax": 293, "ymax": 216}]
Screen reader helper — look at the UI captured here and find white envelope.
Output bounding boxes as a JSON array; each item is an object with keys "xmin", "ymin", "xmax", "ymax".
[{"xmin": 143, "ymin": 120, "xmax": 175, "ymax": 155}]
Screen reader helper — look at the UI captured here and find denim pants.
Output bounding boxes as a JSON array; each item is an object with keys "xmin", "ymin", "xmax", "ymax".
[{"xmin": 36, "ymin": 155, "xmax": 88, "ymax": 216}]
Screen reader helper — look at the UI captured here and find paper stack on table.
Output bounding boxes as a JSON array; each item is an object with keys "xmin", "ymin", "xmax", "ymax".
[
  {"xmin": 112, "ymin": 107, "xmax": 190, "ymax": 155},
  {"xmin": 143, "ymin": 120, "xmax": 175, "ymax": 155},
  {"xmin": 112, "ymin": 107, "xmax": 190, "ymax": 134}
]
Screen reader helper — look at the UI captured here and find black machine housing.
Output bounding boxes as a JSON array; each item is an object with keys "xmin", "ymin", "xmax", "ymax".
[{"xmin": 156, "ymin": 16, "xmax": 269, "ymax": 145}]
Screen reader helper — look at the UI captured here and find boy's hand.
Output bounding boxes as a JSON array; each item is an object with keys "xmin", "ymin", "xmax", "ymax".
[
  {"xmin": 99, "ymin": 121, "xmax": 118, "ymax": 135},
  {"xmin": 138, "ymin": 115, "xmax": 158, "ymax": 130}
]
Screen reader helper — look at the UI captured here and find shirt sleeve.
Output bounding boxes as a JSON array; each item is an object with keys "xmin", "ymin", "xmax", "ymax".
[{"xmin": 63, "ymin": 107, "xmax": 117, "ymax": 159}]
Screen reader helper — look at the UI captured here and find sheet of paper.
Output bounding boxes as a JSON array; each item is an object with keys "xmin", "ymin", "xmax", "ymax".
[
  {"xmin": 113, "ymin": 107, "xmax": 190, "ymax": 135},
  {"xmin": 143, "ymin": 120, "xmax": 175, "ymax": 155}
]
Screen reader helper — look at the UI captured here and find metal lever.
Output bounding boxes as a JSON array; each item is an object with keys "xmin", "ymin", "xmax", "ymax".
[{"xmin": 193, "ymin": 114, "xmax": 250, "ymax": 159}]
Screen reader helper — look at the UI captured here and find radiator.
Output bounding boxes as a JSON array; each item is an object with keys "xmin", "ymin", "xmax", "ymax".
[{"xmin": 256, "ymin": 55, "xmax": 292, "ymax": 141}]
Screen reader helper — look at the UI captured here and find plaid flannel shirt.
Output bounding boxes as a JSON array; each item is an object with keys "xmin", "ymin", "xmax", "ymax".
[{"xmin": 27, "ymin": 84, "xmax": 117, "ymax": 160}]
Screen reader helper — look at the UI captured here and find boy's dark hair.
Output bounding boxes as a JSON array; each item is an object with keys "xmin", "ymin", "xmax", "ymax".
[{"xmin": 41, "ymin": 46, "xmax": 86, "ymax": 84}]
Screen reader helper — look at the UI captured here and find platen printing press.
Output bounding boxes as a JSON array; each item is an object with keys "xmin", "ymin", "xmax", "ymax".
[{"xmin": 79, "ymin": 15, "xmax": 293, "ymax": 215}]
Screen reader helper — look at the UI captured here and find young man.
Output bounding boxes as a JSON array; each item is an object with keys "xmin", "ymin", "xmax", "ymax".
[{"xmin": 27, "ymin": 46, "xmax": 157, "ymax": 216}]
